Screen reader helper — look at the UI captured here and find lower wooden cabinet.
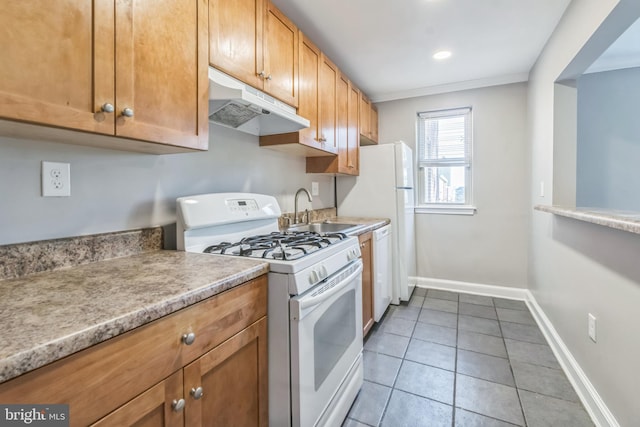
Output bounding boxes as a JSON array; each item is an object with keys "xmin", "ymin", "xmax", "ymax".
[
  {"xmin": 359, "ymin": 232, "xmax": 374, "ymax": 336},
  {"xmin": 0, "ymin": 276, "xmax": 268, "ymax": 427},
  {"xmin": 184, "ymin": 318, "xmax": 267, "ymax": 427},
  {"xmin": 91, "ymin": 371, "xmax": 185, "ymax": 427}
]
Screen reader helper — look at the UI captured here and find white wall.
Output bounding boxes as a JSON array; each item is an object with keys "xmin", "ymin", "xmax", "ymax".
[
  {"xmin": 529, "ymin": 0, "xmax": 640, "ymax": 425},
  {"xmin": 377, "ymin": 83, "xmax": 529, "ymax": 288},
  {"xmin": 0, "ymin": 124, "xmax": 334, "ymax": 246},
  {"xmin": 576, "ymin": 67, "xmax": 640, "ymax": 210}
]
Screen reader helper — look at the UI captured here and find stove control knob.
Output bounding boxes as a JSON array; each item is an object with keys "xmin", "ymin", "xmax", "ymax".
[
  {"xmin": 320, "ymin": 265, "xmax": 328, "ymax": 279},
  {"xmin": 309, "ymin": 270, "xmax": 319, "ymax": 284}
]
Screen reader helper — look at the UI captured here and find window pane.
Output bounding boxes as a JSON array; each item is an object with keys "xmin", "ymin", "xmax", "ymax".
[
  {"xmin": 424, "ymin": 116, "xmax": 466, "ymax": 161},
  {"xmin": 420, "ymin": 166, "xmax": 466, "ymax": 203}
]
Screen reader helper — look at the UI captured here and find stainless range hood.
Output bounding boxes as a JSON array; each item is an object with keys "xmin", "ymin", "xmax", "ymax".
[{"xmin": 208, "ymin": 67, "xmax": 310, "ymax": 136}]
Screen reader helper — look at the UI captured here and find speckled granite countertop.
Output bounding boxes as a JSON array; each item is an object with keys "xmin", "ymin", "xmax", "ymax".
[
  {"xmin": 0, "ymin": 250, "xmax": 269, "ymax": 383},
  {"xmin": 327, "ymin": 216, "xmax": 390, "ymax": 236},
  {"xmin": 534, "ymin": 205, "xmax": 640, "ymax": 235}
]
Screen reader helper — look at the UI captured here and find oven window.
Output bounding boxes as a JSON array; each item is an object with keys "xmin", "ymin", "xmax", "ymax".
[{"xmin": 313, "ymin": 289, "xmax": 356, "ymax": 391}]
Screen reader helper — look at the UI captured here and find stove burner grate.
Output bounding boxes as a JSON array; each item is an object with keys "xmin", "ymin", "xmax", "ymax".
[{"xmin": 202, "ymin": 230, "xmax": 347, "ymax": 260}]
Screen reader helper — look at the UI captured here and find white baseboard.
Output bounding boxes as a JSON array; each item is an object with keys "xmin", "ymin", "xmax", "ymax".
[
  {"xmin": 415, "ymin": 276, "xmax": 618, "ymax": 427},
  {"xmin": 525, "ymin": 293, "xmax": 619, "ymax": 427},
  {"xmin": 414, "ymin": 277, "xmax": 529, "ymax": 300}
]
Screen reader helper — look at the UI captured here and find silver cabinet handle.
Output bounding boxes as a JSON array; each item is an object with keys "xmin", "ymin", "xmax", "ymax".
[
  {"xmin": 318, "ymin": 137, "xmax": 327, "ymax": 142},
  {"xmin": 190, "ymin": 387, "xmax": 204, "ymax": 400},
  {"xmin": 101, "ymin": 103, "xmax": 114, "ymax": 113},
  {"xmin": 172, "ymin": 399, "xmax": 185, "ymax": 412},
  {"xmin": 182, "ymin": 332, "xmax": 196, "ymax": 345},
  {"xmin": 121, "ymin": 107, "xmax": 134, "ymax": 117}
]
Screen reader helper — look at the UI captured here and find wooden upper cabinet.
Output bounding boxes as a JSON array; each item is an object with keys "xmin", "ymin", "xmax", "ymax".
[
  {"xmin": 296, "ymin": 33, "xmax": 321, "ymax": 149},
  {"xmin": 347, "ymin": 82, "xmax": 360, "ymax": 173},
  {"xmin": 359, "ymin": 93, "xmax": 371, "ymax": 140},
  {"xmin": 306, "ymin": 73, "xmax": 359, "ymax": 174},
  {"xmin": 115, "ymin": 0, "xmax": 208, "ymax": 149},
  {"xmin": 370, "ymin": 105, "xmax": 379, "ymax": 143},
  {"xmin": 359, "ymin": 93, "xmax": 378, "ymax": 145},
  {"xmin": 0, "ymin": 1, "xmax": 114, "ymax": 135},
  {"xmin": 259, "ymin": 31, "xmax": 330, "ymax": 157},
  {"xmin": 263, "ymin": 2, "xmax": 298, "ymax": 107},
  {"xmin": 209, "ymin": 0, "xmax": 298, "ymax": 107},
  {"xmin": 0, "ymin": 0, "xmax": 208, "ymax": 152},
  {"xmin": 319, "ymin": 54, "xmax": 338, "ymax": 153},
  {"xmin": 209, "ymin": 0, "xmax": 264, "ymax": 89}
]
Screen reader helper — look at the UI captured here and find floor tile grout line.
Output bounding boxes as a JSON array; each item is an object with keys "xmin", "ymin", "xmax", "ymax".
[
  {"xmin": 452, "ymin": 297, "xmax": 460, "ymax": 427},
  {"xmin": 494, "ymin": 297, "xmax": 529, "ymax": 427}
]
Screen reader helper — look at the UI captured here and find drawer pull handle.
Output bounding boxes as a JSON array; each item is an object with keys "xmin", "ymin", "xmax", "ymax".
[
  {"xmin": 172, "ymin": 399, "xmax": 185, "ymax": 412},
  {"xmin": 182, "ymin": 332, "xmax": 196, "ymax": 345},
  {"xmin": 190, "ymin": 387, "xmax": 204, "ymax": 400}
]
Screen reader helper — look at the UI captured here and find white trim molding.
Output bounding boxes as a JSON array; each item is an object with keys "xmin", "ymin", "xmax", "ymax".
[
  {"xmin": 414, "ymin": 277, "xmax": 528, "ymax": 300},
  {"xmin": 525, "ymin": 295, "xmax": 620, "ymax": 427},
  {"xmin": 414, "ymin": 276, "xmax": 620, "ymax": 427}
]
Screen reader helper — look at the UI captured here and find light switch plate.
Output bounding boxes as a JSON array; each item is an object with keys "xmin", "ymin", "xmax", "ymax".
[
  {"xmin": 42, "ymin": 161, "xmax": 71, "ymax": 197},
  {"xmin": 311, "ymin": 182, "xmax": 319, "ymax": 196}
]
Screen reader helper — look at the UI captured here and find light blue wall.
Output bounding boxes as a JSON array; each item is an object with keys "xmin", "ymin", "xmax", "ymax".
[
  {"xmin": 0, "ymin": 124, "xmax": 334, "ymax": 246},
  {"xmin": 576, "ymin": 67, "xmax": 640, "ymax": 210}
]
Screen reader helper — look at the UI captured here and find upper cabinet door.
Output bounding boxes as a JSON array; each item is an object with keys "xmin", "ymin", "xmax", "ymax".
[
  {"xmin": 115, "ymin": 0, "xmax": 208, "ymax": 149},
  {"xmin": 298, "ymin": 33, "xmax": 321, "ymax": 149},
  {"xmin": 0, "ymin": 0, "xmax": 114, "ymax": 134},
  {"xmin": 263, "ymin": 1, "xmax": 298, "ymax": 107},
  {"xmin": 209, "ymin": 0, "xmax": 264, "ymax": 89},
  {"xmin": 347, "ymin": 82, "xmax": 360, "ymax": 174},
  {"xmin": 319, "ymin": 54, "xmax": 338, "ymax": 153}
]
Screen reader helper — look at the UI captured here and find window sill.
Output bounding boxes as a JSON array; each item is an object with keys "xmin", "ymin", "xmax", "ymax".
[{"xmin": 415, "ymin": 205, "xmax": 477, "ymax": 215}]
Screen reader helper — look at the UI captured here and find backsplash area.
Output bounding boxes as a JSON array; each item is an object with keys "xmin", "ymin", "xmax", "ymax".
[{"xmin": 0, "ymin": 228, "xmax": 163, "ymax": 281}]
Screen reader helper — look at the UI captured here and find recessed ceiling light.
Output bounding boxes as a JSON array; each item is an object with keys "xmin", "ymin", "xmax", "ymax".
[{"xmin": 433, "ymin": 51, "xmax": 452, "ymax": 60}]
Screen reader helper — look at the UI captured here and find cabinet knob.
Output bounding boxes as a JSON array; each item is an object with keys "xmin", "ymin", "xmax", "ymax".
[
  {"xmin": 266, "ymin": 74, "xmax": 272, "ymax": 81},
  {"xmin": 318, "ymin": 137, "xmax": 327, "ymax": 143},
  {"xmin": 172, "ymin": 399, "xmax": 185, "ymax": 412},
  {"xmin": 121, "ymin": 107, "xmax": 134, "ymax": 118},
  {"xmin": 101, "ymin": 103, "xmax": 114, "ymax": 113},
  {"xmin": 190, "ymin": 387, "xmax": 204, "ymax": 400},
  {"xmin": 258, "ymin": 70, "xmax": 266, "ymax": 79},
  {"xmin": 182, "ymin": 332, "xmax": 196, "ymax": 345}
]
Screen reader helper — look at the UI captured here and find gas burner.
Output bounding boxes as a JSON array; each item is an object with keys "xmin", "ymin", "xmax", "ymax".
[{"xmin": 202, "ymin": 230, "xmax": 347, "ymax": 261}]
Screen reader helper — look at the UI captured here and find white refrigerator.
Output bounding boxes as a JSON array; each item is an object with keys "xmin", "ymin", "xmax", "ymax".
[{"xmin": 337, "ymin": 141, "xmax": 417, "ymax": 304}]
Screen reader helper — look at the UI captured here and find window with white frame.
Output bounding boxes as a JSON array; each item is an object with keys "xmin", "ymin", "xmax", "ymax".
[{"xmin": 416, "ymin": 107, "xmax": 473, "ymax": 212}]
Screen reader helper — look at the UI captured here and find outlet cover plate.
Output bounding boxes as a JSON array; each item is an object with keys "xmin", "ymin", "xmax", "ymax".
[{"xmin": 42, "ymin": 161, "xmax": 71, "ymax": 197}]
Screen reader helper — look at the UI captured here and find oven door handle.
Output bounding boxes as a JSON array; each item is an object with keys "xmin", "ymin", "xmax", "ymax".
[{"xmin": 298, "ymin": 261, "xmax": 363, "ymax": 311}]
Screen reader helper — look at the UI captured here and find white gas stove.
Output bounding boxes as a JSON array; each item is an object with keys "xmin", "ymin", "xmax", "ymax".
[{"xmin": 176, "ymin": 193, "xmax": 363, "ymax": 427}]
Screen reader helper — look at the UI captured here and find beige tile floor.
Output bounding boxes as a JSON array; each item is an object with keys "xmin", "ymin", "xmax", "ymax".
[{"xmin": 343, "ymin": 288, "xmax": 594, "ymax": 427}]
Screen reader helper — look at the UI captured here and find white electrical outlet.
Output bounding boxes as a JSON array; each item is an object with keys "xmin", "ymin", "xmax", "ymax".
[
  {"xmin": 42, "ymin": 161, "xmax": 71, "ymax": 197},
  {"xmin": 311, "ymin": 182, "xmax": 319, "ymax": 196},
  {"xmin": 588, "ymin": 313, "xmax": 597, "ymax": 342},
  {"xmin": 539, "ymin": 181, "xmax": 545, "ymax": 198}
]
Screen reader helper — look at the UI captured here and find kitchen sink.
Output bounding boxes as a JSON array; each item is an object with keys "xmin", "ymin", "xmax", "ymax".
[{"xmin": 287, "ymin": 222, "xmax": 362, "ymax": 234}]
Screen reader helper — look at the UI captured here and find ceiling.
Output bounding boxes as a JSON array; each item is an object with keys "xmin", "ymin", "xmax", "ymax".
[{"xmin": 270, "ymin": 0, "xmax": 572, "ymax": 102}]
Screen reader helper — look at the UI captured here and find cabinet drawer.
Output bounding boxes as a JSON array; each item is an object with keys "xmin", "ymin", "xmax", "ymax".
[{"xmin": 0, "ymin": 275, "xmax": 267, "ymax": 426}]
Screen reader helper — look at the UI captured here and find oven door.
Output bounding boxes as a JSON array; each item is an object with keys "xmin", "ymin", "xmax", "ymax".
[{"xmin": 290, "ymin": 259, "xmax": 363, "ymax": 427}]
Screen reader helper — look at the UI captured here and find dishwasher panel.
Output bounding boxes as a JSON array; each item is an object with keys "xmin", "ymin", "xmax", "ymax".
[{"xmin": 373, "ymin": 224, "xmax": 392, "ymax": 321}]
